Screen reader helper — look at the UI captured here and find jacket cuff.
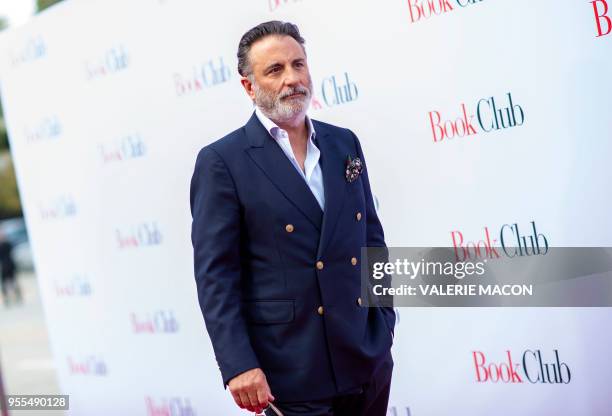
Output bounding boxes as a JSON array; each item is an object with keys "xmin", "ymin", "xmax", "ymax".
[
  {"xmin": 381, "ymin": 307, "xmax": 396, "ymax": 337},
  {"xmin": 221, "ymin": 357, "xmax": 261, "ymax": 389}
]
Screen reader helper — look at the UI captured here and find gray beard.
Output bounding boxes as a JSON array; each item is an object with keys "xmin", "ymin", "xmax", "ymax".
[{"xmin": 252, "ymin": 80, "xmax": 312, "ymax": 124}]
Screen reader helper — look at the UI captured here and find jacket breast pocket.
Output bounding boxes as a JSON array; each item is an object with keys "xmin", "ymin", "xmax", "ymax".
[
  {"xmin": 346, "ymin": 177, "xmax": 365, "ymax": 206},
  {"xmin": 243, "ymin": 300, "xmax": 294, "ymax": 325}
]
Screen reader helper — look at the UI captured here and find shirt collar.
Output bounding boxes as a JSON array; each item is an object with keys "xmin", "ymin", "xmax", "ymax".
[{"xmin": 254, "ymin": 107, "xmax": 316, "ymax": 142}]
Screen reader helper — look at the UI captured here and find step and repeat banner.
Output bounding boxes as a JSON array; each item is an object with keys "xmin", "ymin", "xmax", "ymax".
[{"xmin": 1, "ymin": 0, "xmax": 611, "ymax": 414}]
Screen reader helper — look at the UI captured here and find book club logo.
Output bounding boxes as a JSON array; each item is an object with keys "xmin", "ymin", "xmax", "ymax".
[
  {"xmin": 320, "ymin": 72, "xmax": 358, "ymax": 107},
  {"xmin": 67, "ymin": 355, "xmax": 108, "ymax": 376},
  {"xmin": 85, "ymin": 45, "xmax": 130, "ymax": 80},
  {"xmin": 145, "ymin": 396, "xmax": 196, "ymax": 416},
  {"xmin": 25, "ymin": 116, "xmax": 62, "ymax": 143},
  {"xmin": 408, "ymin": 0, "xmax": 485, "ymax": 24},
  {"xmin": 268, "ymin": 0, "xmax": 303, "ymax": 11},
  {"xmin": 9, "ymin": 35, "xmax": 46, "ymax": 67},
  {"xmin": 309, "ymin": 95, "xmax": 324, "ymax": 111},
  {"xmin": 99, "ymin": 133, "xmax": 146, "ymax": 164},
  {"xmin": 451, "ymin": 221, "xmax": 549, "ymax": 261},
  {"xmin": 174, "ymin": 56, "xmax": 231, "ymax": 97},
  {"xmin": 592, "ymin": 0, "xmax": 611, "ymax": 37},
  {"xmin": 116, "ymin": 222, "xmax": 162, "ymax": 249},
  {"xmin": 131, "ymin": 310, "xmax": 179, "ymax": 334},
  {"xmin": 473, "ymin": 350, "xmax": 571, "ymax": 384},
  {"xmin": 39, "ymin": 195, "xmax": 77, "ymax": 220},
  {"xmin": 54, "ymin": 274, "xmax": 92, "ymax": 297},
  {"xmin": 387, "ymin": 406, "xmax": 413, "ymax": 416},
  {"xmin": 429, "ymin": 92, "xmax": 524, "ymax": 143}
]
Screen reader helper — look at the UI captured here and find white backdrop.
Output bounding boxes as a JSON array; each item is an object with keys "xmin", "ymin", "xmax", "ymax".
[{"xmin": 1, "ymin": 0, "xmax": 611, "ymax": 414}]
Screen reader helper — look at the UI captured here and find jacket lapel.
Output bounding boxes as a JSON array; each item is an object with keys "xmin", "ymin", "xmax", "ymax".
[
  {"xmin": 244, "ymin": 112, "xmax": 323, "ymax": 231},
  {"xmin": 314, "ymin": 122, "xmax": 347, "ymax": 258}
]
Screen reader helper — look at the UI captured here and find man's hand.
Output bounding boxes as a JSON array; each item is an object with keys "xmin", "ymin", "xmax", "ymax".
[{"xmin": 228, "ymin": 368, "xmax": 275, "ymax": 413}]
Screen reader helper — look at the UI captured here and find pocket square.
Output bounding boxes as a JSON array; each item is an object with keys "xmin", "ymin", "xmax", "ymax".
[{"xmin": 345, "ymin": 155, "xmax": 363, "ymax": 183}]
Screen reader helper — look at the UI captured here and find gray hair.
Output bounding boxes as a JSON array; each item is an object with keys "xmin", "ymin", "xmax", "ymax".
[{"xmin": 237, "ymin": 21, "xmax": 305, "ymax": 77}]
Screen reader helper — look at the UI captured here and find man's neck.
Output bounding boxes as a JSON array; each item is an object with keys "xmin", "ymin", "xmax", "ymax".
[{"xmin": 270, "ymin": 113, "xmax": 309, "ymax": 144}]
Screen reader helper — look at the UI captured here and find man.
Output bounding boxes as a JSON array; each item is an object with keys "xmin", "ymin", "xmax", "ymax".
[
  {"xmin": 190, "ymin": 21, "xmax": 395, "ymax": 416},
  {"xmin": 0, "ymin": 229, "xmax": 21, "ymax": 306}
]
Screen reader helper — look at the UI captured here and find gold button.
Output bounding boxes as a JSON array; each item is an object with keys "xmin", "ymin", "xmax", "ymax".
[
  {"xmin": 285, "ymin": 224, "xmax": 294, "ymax": 233},
  {"xmin": 357, "ymin": 297, "xmax": 362, "ymax": 306},
  {"xmin": 316, "ymin": 261, "xmax": 324, "ymax": 270},
  {"xmin": 317, "ymin": 306, "xmax": 324, "ymax": 315},
  {"xmin": 356, "ymin": 212, "xmax": 362, "ymax": 221},
  {"xmin": 351, "ymin": 257, "xmax": 358, "ymax": 266}
]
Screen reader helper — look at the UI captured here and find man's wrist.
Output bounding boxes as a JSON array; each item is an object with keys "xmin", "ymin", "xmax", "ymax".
[{"xmin": 223, "ymin": 363, "xmax": 261, "ymax": 388}]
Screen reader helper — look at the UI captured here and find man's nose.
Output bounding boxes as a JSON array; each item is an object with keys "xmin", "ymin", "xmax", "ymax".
[{"xmin": 283, "ymin": 68, "xmax": 301, "ymax": 87}]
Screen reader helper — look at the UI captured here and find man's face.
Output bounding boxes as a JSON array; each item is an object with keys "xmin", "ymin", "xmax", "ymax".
[{"xmin": 242, "ymin": 35, "xmax": 313, "ymax": 123}]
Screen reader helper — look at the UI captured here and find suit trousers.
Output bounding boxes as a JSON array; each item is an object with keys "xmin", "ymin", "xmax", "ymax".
[{"xmin": 265, "ymin": 355, "xmax": 393, "ymax": 416}]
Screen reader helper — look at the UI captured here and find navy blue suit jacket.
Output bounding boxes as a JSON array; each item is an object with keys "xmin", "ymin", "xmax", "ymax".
[{"xmin": 190, "ymin": 112, "xmax": 395, "ymax": 402}]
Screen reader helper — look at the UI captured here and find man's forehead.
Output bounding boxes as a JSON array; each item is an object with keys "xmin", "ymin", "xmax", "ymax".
[{"xmin": 249, "ymin": 35, "xmax": 306, "ymax": 67}]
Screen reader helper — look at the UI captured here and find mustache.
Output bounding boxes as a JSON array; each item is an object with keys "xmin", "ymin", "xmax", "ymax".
[{"xmin": 279, "ymin": 86, "xmax": 310, "ymax": 99}]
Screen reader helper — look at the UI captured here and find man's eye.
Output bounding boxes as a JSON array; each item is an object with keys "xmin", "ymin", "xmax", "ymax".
[{"xmin": 270, "ymin": 67, "xmax": 281, "ymax": 73}]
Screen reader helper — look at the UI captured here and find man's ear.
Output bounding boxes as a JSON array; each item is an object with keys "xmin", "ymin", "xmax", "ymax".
[{"xmin": 240, "ymin": 76, "xmax": 256, "ymax": 101}]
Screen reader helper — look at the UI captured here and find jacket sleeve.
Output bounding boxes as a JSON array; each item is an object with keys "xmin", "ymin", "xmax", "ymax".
[
  {"xmin": 348, "ymin": 130, "xmax": 396, "ymax": 336},
  {"xmin": 190, "ymin": 146, "xmax": 260, "ymax": 387}
]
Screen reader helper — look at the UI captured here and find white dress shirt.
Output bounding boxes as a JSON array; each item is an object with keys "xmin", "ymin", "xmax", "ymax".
[{"xmin": 254, "ymin": 107, "xmax": 325, "ymax": 211}]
